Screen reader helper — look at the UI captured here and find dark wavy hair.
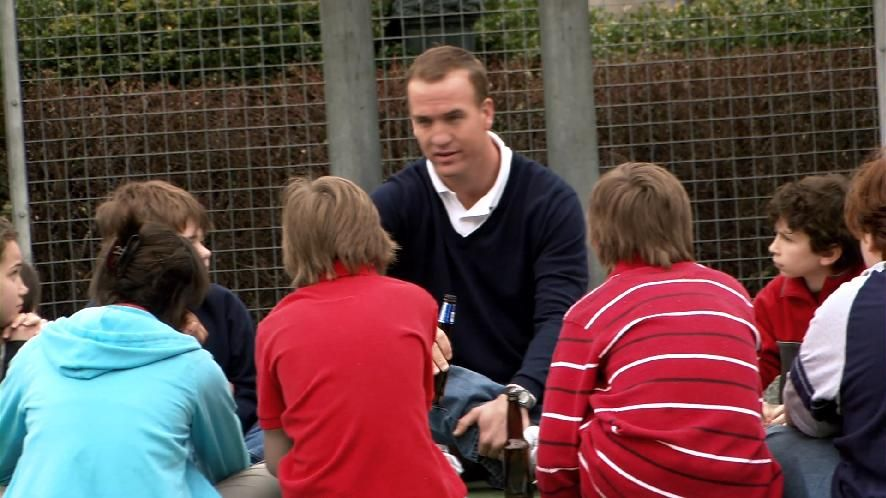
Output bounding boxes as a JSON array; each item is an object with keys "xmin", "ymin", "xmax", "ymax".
[
  {"xmin": 768, "ymin": 174, "xmax": 862, "ymax": 273},
  {"xmin": 89, "ymin": 216, "xmax": 209, "ymax": 329}
]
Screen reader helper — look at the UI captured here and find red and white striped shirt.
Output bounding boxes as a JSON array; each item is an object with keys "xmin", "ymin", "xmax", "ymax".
[{"xmin": 536, "ymin": 260, "xmax": 783, "ymax": 498}]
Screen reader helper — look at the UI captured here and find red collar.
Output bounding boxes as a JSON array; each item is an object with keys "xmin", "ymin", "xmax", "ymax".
[
  {"xmin": 317, "ymin": 261, "xmax": 378, "ymax": 282},
  {"xmin": 779, "ymin": 262, "xmax": 866, "ymax": 304},
  {"xmin": 610, "ymin": 259, "xmax": 695, "ymax": 277}
]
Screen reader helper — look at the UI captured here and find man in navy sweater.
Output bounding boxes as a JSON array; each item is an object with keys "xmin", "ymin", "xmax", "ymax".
[{"xmin": 372, "ymin": 45, "xmax": 588, "ymax": 481}]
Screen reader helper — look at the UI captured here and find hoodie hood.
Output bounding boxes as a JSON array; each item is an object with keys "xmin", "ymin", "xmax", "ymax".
[{"xmin": 39, "ymin": 305, "xmax": 201, "ymax": 379}]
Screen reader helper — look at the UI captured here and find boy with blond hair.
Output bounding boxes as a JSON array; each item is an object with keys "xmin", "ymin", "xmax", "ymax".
[
  {"xmin": 94, "ymin": 180, "xmax": 260, "ymax": 458},
  {"xmin": 536, "ymin": 163, "xmax": 782, "ymax": 498},
  {"xmin": 257, "ymin": 176, "xmax": 465, "ymax": 498}
]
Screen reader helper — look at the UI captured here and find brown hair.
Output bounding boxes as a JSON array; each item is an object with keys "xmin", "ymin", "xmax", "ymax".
[
  {"xmin": 281, "ymin": 176, "xmax": 397, "ymax": 287},
  {"xmin": 90, "ymin": 216, "xmax": 209, "ymax": 329},
  {"xmin": 20, "ymin": 263, "xmax": 41, "ymax": 313},
  {"xmin": 405, "ymin": 45, "xmax": 488, "ymax": 105},
  {"xmin": 589, "ymin": 162, "xmax": 694, "ymax": 270},
  {"xmin": 0, "ymin": 217, "xmax": 17, "ymax": 262},
  {"xmin": 95, "ymin": 180, "xmax": 211, "ymax": 241},
  {"xmin": 845, "ymin": 148, "xmax": 886, "ymax": 255},
  {"xmin": 768, "ymin": 174, "xmax": 862, "ymax": 272}
]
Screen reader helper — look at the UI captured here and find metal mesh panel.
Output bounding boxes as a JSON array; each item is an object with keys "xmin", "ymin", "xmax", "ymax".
[
  {"xmin": 589, "ymin": 0, "xmax": 879, "ymax": 293},
  {"xmin": 16, "ymin": 0, "xmax": 327, "ymax": 318},
  {"xmin": 9, "ymin": 0, "xmax": 882, "ymax": 320}
]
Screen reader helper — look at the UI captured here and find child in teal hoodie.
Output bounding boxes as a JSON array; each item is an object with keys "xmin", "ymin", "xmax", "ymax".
[{"xmin": 0, "ymin": 220, "xmax": 249, "ymax": 498}]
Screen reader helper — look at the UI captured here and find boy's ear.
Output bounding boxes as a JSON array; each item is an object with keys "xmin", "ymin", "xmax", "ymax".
[{"xmin": 818, "ymin": 244, "xmax": 842, "ymax": 267}]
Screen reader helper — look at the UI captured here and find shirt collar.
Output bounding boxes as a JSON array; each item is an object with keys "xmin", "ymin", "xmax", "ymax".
[
  {"xmin": 317, "ymin": 261, "xmax": 378, "ymax": 282},
  {"xmin": 426, "ymin": 131, "xmax": 512, "ymax": 213},
  {"xmin": 610, "ymin": 259, "xmax": 697, "ymax": 277},
  {"xmin": 780, "ymin": 262, "xmax": 867, "ymax": 302}
]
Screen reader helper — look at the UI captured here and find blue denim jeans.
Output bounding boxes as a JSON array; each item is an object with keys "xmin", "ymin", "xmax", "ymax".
[
  {"xmin": 766, "ymin": 424, "xmax": 839, "ymax": 498},
  {"xmin": 430, "ymin": 366, "xmax": 541, "ymax": 488},
  {"xmin": 244, "ymin": 422, "xmax": 264, "ymax": 464}
]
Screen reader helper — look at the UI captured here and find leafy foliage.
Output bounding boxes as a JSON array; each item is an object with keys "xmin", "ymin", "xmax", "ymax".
[
  {"xmin": 477, "ymin": 0, "xmax": 872, "ymax": 59},
  {"xmin": 16, "ymin": 0, "xmax": 322, "ymax": 84}
]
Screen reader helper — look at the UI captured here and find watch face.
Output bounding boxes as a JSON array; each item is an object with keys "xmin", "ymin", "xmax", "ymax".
[{"xmin": 517, "ymin": 391, "xmax": 531, "ymax": 406}]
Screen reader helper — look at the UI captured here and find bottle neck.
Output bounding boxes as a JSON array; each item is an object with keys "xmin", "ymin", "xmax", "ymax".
[{"xmin": 506, "ymin": 393, "xmax": 524, "ymax": 440}]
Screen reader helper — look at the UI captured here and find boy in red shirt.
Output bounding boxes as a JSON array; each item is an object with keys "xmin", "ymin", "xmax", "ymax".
[
  {"xmin": 536, "ymin": 162, "xmax": 782, "ymax": 498},
  {"xmin": 257, "ymin": 176, "xmax": 465, "ymax": 498},
  {"xmin": 755, "ymin": 175, "xmax": 865, "ymax": 424}
]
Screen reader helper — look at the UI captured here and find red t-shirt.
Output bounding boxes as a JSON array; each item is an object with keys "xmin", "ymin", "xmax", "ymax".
[{"xmin": 256, "ymin": 264, "xmax": 466, "ymax": 498}]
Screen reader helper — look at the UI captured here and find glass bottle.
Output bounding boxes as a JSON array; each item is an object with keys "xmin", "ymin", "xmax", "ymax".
[{"xmin": 433, "ymin": 293, "xmax": 456, "ymax": 405}]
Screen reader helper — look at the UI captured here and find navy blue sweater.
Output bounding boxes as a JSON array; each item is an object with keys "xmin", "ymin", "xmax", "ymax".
[
  {"xmin": 372, "ymin": 154, "xmax": 588, "ymax": 400},
  {"xmin": 194, "ymin": 284, "xmax": 257, "ymax": 432}
]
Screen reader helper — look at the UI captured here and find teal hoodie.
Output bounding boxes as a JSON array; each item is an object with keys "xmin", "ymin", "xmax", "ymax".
[{"xmin": 0, "ymin": 305, "xmax": 249, "ymax": 498}]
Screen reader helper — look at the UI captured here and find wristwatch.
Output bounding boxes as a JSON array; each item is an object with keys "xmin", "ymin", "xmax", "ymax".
[{"xmin": 502, "ymin": 384, "xmax": 536, "ymax": 410}]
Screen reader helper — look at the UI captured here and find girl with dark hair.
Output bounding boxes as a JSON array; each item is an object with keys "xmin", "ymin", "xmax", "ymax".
[{"xmin": 0, "ymin": 218, "xmax": 250, "ymax": 498}]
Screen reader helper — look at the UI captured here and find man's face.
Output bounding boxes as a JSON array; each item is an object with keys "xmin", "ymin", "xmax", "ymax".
[
  {"xmin": 0, "ymin": 241, "xmax": 28, "ymax": 327},
  {"xmin": 180, "ymin": 220, "xmax": 211, "ymax": 270},
  {"xmin": 768, "ymin": 218, "xmax": 828, "ymax": 280},
  {"xmin": 407, "ymin": 69, "xmax": 494, "ymax": 182}
]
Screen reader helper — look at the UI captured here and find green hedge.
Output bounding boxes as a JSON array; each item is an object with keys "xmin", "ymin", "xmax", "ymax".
[
  {"xmin": 15, "ymin": 0, "xmax": 874, "ymax": 83},
  {"xmin": 478, "ymin": 0, "xmax": 872, "ymax": 57},
  {"xmin": 17, "ymin": 0, "xmax": 323, "ymax": 83}
]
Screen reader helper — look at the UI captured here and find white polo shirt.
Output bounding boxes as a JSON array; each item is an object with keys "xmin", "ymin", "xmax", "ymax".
[{"xmin": 425, "ymin": 131, "xmax": 513, "ymax": 237}]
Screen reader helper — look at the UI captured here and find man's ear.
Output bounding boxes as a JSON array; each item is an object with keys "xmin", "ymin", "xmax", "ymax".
[
  {"xmin": 818, "ymin": 244, "xmax": 842, "ymax": 267},
  {"xmin": 481, "ymin": 97, "xmax": 494, "ymax": 131}
]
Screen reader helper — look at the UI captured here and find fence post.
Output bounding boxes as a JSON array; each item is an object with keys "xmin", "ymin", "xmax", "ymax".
[
  {"xmin": 539, "ymin": 0, "xmax": 605, "ymax": 287},
  {"xmin": 319, "ymin": 0, "xmax": 382, "ymax": 192},
  {"xmin": 1, "ymin": 0, "xmax": 32, "ymax": 262},
  {"xmin": 875, "ymin": 0, "xmax": 886, "ymax": 147}
]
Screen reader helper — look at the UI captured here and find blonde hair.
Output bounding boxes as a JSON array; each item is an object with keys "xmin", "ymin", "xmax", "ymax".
[
  {"xmin": 281, "ymin": 176, "xmax": 397, "ymax": 287},
  {"xmin": 589, "ymin": 162, "xmax": 694, "ymax": 270},
  {"xmin": 95, "ymin": 180, "xmax": 211, "ymax": 241}
]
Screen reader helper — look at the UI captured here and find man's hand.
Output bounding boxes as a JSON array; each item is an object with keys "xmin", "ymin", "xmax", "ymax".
[
  {"xmin": 432, "ymin": 327, "xmax": 453, "ymax": 374},
  {"xmin": 453, "ymin": 394, "xmax": 529, "ymax": 460},
  {"xmin": 763, "ymin": 402, "xmax": 786, "ymax": 426},
  {"xmin": 1, "ymin": 312, "xmax": 44, "ymax": 342},
  {"xmin": 180, "ymin": 311, "xmax": 209, "ymax": 344}
]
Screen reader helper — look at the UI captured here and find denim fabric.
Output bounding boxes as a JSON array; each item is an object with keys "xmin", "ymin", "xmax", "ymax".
[
  {"xmin": 766, "ymin": 424, "xmax": 839, "ymax": 498},
  {"xmin": 430, "ymin": 366, "xmax": 505, "ymax": 486},
  {"xmin": 244, "ymin": 422, "xmax": 264, "ymax": 464}
]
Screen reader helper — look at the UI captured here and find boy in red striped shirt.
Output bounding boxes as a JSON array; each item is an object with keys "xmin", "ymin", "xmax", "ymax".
[{"xmin": 536, "ymin": 162, "xmax": 783, "ymax": 498}]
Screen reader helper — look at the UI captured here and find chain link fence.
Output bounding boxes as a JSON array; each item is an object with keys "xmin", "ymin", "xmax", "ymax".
[{"xmin": 2, "ymin": 0, "xmax": 882, "ymax": 320}]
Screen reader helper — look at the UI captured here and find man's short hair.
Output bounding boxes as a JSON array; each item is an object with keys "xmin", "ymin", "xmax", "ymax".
[
  {"xmin": 768, "ymin": 174, "xmax": 861, "ymax": 272},
  {"xmin": 0, "ymin": 218, "xmax": 17, "ymax": 263},
  {"xmin": 281, "ymin": 176, "xmax": 397, "ymax": 288},
  {"xmin": 95, "ymin": 180, "xmax": 211, "ymax": 240},
  {"xmin": 589, "ymin": 162, "xmax": 694, "ymax": 269},
  {"xmin": 405, "ymin": 45, "xmax": 489, "ymax": 105},
  {"xmin": 845, "ymin": 148, "xmax": 886, "ymax": 255}
]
